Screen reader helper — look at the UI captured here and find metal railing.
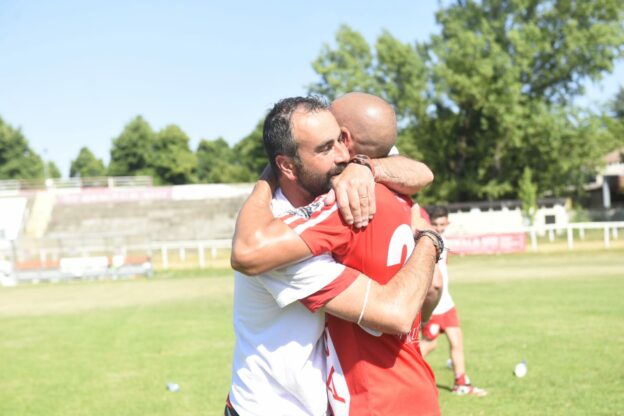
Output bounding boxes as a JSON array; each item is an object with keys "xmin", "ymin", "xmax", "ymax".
[
  {"xmin": 525, "ymin": 221, "xmax": 624, "ymax": 251},
  {"xmin": 0, "ymin": 176, "xmax": 153, "ymax": 192},
  {"xmin": 1, "ymin": 221, "xmax": 622, "ymax": 286}
]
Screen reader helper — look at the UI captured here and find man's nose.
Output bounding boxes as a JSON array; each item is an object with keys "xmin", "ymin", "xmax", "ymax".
[{"xmin": 335, "ymin": 141, "xmax": 349, "ymax": 163}]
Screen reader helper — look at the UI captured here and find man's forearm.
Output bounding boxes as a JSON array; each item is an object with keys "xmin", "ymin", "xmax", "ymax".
[
  {"xmin": 326, "ymin": 237, "xmax": 437, "ymax": 335},
  {"xmin": 366, "ymin": 237, "xmax": 437, "ymax": 333},
  {"xmin": 372, "ymin": 155, "xmax": 434, "ymax": 195}
]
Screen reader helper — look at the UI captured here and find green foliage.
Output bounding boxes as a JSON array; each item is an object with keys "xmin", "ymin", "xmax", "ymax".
[
  {"xmin": 0, "ymin": 116, "xmax": 45, "ymax": 179},
  {"xmin": 108, "ymin": 118, "xmax": 199, "ymax": 185},
  {"xmin": 108, "ymin": 116, "xmax": 156, "ymax": 178},
  {"xmin": 46, "ymin": 161, "xmax": 62, "ymax": 179},
  {"xmin": 232, "ymin": 120, "xmax": 268, "ymax": 178},
  {"xmin": 196, "ymin": 138, "xmax": 251, "ymax": 183},
  {"xmin": 153, "ymin": 125, "xmax": 197, "ymax": 185},
  {"xmin": 197, "ymin": 121, "xmax": 266, "ymax": 184},
  {"xmin": 309, "ymin": 1, "xmax": 624, "ymax": 202},
  {"xmin": 612, "ymin": 86, "xmax": 624, "ymax": 119},
  {"xmin": 70, "ymin": 147, "xmax": 107, "ymax": 178},
  {"xmin": 518, "ymin": 167, "xmax": 537, "ymax": 223},
  {"xmin": 309, "ymin": 25, "xmax": 378, "ymax": 100}
]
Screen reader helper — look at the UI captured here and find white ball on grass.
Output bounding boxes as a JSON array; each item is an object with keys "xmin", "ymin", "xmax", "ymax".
[{"xmin": 514, "ymin": 361, "xmax": 527, "ymax": 378}]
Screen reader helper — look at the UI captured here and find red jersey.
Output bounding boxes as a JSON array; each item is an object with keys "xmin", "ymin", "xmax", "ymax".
[
  {"xmin": 282, "ymin": 184, "xmax": 439, "ymax": 416},
  {"xmin": 419, "ymin": 205, "xmax": 431, "ymax": 224}
]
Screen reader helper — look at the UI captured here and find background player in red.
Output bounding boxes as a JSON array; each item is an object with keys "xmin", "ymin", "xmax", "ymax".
[
  {"xmin": 420, "ymin": 205, "xmax": 488, "ymax": 397},
  {"xmin": 412, "ymin": 203, "xmax": 443, "ymax": 323}
]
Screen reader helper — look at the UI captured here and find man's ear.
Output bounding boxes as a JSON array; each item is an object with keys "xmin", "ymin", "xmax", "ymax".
[
  {"xmin": 275, "ymin": 154, "xmax": 297, "ymax": 181},
  {"xmin": 341, "ymin": 127, "xmax": 354, "ymax": 151}
]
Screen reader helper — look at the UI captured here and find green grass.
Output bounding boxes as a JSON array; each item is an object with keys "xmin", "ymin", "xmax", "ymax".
[
  {"xmin": 434, "ymin": 250, "xmax": 624, "ymax": 415},
  {"xmin": 0, "ymin": 252, "xmax": 623, "ymax": 415}
]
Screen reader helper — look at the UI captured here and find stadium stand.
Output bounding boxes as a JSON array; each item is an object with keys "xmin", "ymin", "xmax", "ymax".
[{"xmin": 0, "ymin": 179, "xmax": 253, "ymax": 284}]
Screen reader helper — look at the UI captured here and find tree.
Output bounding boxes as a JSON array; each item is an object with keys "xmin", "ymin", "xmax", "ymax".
[
  {"xmin": 0, "ymin": 116, "xmax": 45, "ymax": 179},
  {"xmin": 518, "ymin": 167, "xmax": 537, "ymax": 224},
  {"xmin": 606, "ymin": 86, "xmax": 624, "ymax": 150},
  {"xmin": 309, "ymin": 25, "xmax": 379, "ymax": 101},
  {"xmin": 46, "ymin": 161, "xmax": 62, "ymax": 179},
  {"xmin": 197, "ymin": 137, "xmax": 254, "ymax": 183},
  {"xmin": 108, "ymin": 116, "xmax": 155, "ymax": 177},
  {"xmin": 611, "ymin": 86, "xmax": 624, "ymax": 120},
  {"xmin": 232, "ymin": 120, "xmax": 268, "ymax": 178},
  {"xmin": 196, "ymin": 120, "xmax": 268, "ymax": 184},
  {"xmin": 70, "ymin": 147, "xmax": 107, "ymax": 178},
  {"xmin": 309, "ymin": 1, "xmax": 624, "ymax": 202},
  {"xmin": 152, "ymin": 125, "xmax": 197, "ymax": 185}
]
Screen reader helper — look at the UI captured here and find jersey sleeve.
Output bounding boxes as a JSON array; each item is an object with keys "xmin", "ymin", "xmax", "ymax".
[
  {"xmin": 299, "ymin": 270, "xmax": 359, "ymax": 312},
  {"xmin": 258, "ymin": 253, "xmax": 358, "ymax": 308},
  {"xmin": 279, "ymin": 198, "xmax": 353, "ymax": 257}
]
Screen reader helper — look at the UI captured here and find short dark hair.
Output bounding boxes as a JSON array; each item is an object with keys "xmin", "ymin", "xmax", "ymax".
[
  {"xmin": 262, "ymin": 96, "xmax": 329, "ymax": 175},
  {"xmin": 428, "ymin": 205, "xmax": 449, "ymax": 221}
]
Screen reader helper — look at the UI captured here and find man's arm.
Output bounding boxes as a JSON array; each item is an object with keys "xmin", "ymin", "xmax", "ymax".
[
  {"xmin": 230, "ymin": 179, "xmax": 312, "ymax": 276},
  {"xmin": 372, "ymin": 155, "xmax": 433, "ymax": 196},
  {"xmin": 322, "ymin": 236, "xmax": 437, "ymax": 335},
  {"xmin": 231, "ymin": 156, "xmax": 433, "ymax": 274}
]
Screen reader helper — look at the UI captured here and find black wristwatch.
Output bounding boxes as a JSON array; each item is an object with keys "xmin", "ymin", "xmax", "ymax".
[
  {"xmin": 414, "ymin": 230, "xmax": 444, "ymax": 262},
  {"xmin": 348, "ymin": 154, "xmax": 375, "ymax": 176}
]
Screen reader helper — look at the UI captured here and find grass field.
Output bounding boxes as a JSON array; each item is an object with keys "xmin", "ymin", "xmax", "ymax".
[{"xmin": 1, "ymin": 250, "xmax": 623, "ymax": 415}]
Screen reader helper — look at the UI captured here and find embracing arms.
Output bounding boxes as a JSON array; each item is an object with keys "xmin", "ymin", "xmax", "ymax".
[{"xmin": 231, "ymin": 156, "xmax": 433, "ymax": 275}]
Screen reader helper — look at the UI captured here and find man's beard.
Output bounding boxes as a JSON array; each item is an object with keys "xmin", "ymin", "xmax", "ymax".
[{"xmin": 295, "ymin": 161, "xmax": 347, "ymax": 200}]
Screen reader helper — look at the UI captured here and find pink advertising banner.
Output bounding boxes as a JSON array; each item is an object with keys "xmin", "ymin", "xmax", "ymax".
[{"xmin": 446, "ymin": 233, "xmax": 526, "ymax": 255}]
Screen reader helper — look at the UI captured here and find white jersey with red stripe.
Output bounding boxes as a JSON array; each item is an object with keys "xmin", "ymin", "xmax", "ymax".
[
  {"xmin": 281, "ymin": 184, "xmax": 440, "ymax": 416},
  {"xmin": 229, "ymin": 189, "xmax": 358, "ymax": 416},
  {"xmin": 431, "ymin": 242, "xmax": 454, "ymax": 315}
]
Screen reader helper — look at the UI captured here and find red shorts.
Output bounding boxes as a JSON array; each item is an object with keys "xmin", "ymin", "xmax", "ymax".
[{"xmin": 422, "ymin": 307, "xmax": 460, "ymax": 341}]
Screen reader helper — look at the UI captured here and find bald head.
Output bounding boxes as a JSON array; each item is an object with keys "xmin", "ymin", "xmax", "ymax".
[{"xmin": 330, "ymin": 92, "xmax": 397, "ymax": 158}]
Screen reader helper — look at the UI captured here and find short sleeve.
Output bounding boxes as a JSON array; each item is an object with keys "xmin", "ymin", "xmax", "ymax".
[
  {"xmin": 280, "ymin": 199, "xmax": 353, "ymax": 257},
  {"xmin": 258, "ymin": 253, "xmax": 357, "ymax": 308}
]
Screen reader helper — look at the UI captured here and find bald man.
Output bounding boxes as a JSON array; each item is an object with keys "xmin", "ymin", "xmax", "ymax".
[
  {"xmin": 332, "ymin": 91, "xmax": 397, "ymax": 157},
  {"xmin": 327, "ymin": 92, "xmax": 433, "ymax": 228},
  {"xmin": 231, "ymin": 94, "xmax": 440, "ymax": 415}
]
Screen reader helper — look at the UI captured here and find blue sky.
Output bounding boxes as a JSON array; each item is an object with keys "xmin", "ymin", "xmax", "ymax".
[{"xmin": 0, "ymin": 1, "xmax": 622, "ymax": 176}]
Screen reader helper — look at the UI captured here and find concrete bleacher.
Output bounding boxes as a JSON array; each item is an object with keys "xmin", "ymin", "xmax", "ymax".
[
  {"xmin": 43, "ymin": 184, "xmax": 254, "ymax": 247},
  {"xmin": 46, "ymin": 197, "xmax": 248, "ymax": 243}
]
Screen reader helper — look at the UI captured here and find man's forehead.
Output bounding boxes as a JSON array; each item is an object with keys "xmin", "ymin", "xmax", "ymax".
[{"xmin": 292, "ymin": 109, "xmax": 339, "ymax": 142}]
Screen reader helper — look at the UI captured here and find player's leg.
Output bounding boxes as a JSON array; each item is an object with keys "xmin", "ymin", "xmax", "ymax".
[
  {"xmin": 420, "ymin": 318, "xmax": 442, "ymax": 356},
  {"xmin": 445, "ymin": 326, "xmax": 466, "ymax": 378},
  {"xmin": 420, "ymin": 337, "xmax": 438, "ymax": 356},
  {"xmin": 446, "ymin": 326, "xmax": 487, "ymax": 396}
]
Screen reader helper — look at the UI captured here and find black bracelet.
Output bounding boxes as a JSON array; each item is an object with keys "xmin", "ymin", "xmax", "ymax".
[
  {"xmin": 414, "ymin": 230, "xmax": 444, "ymax": 262},
  {"xmin": 348, "ymin": 154, "xmax": 375, "ymax": 176}
]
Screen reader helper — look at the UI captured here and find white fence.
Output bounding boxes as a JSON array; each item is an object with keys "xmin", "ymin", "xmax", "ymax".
[
  {"xmin": 0, "ymin": 176, "xmax": 153, "ymax": 193},
  {"xmin": 526, "ymin": 221, "xmax": 624, "ymax": 251},
  {"xmin": 1, "ymin": 221, "xmax": 622, "ymax": 286}
]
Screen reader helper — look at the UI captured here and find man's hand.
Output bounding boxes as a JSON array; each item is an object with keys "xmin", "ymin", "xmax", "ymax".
[
  {"xmin": 259, "ymin": 164, "xmax": 277, "ymax": 192},
  {"xmin": 411, "ymin": 204, "xmax": 433, "ymax": 232},
  {"xmin": 325, "ymin": 163, "xmax": 376, "ymax": 228}
]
